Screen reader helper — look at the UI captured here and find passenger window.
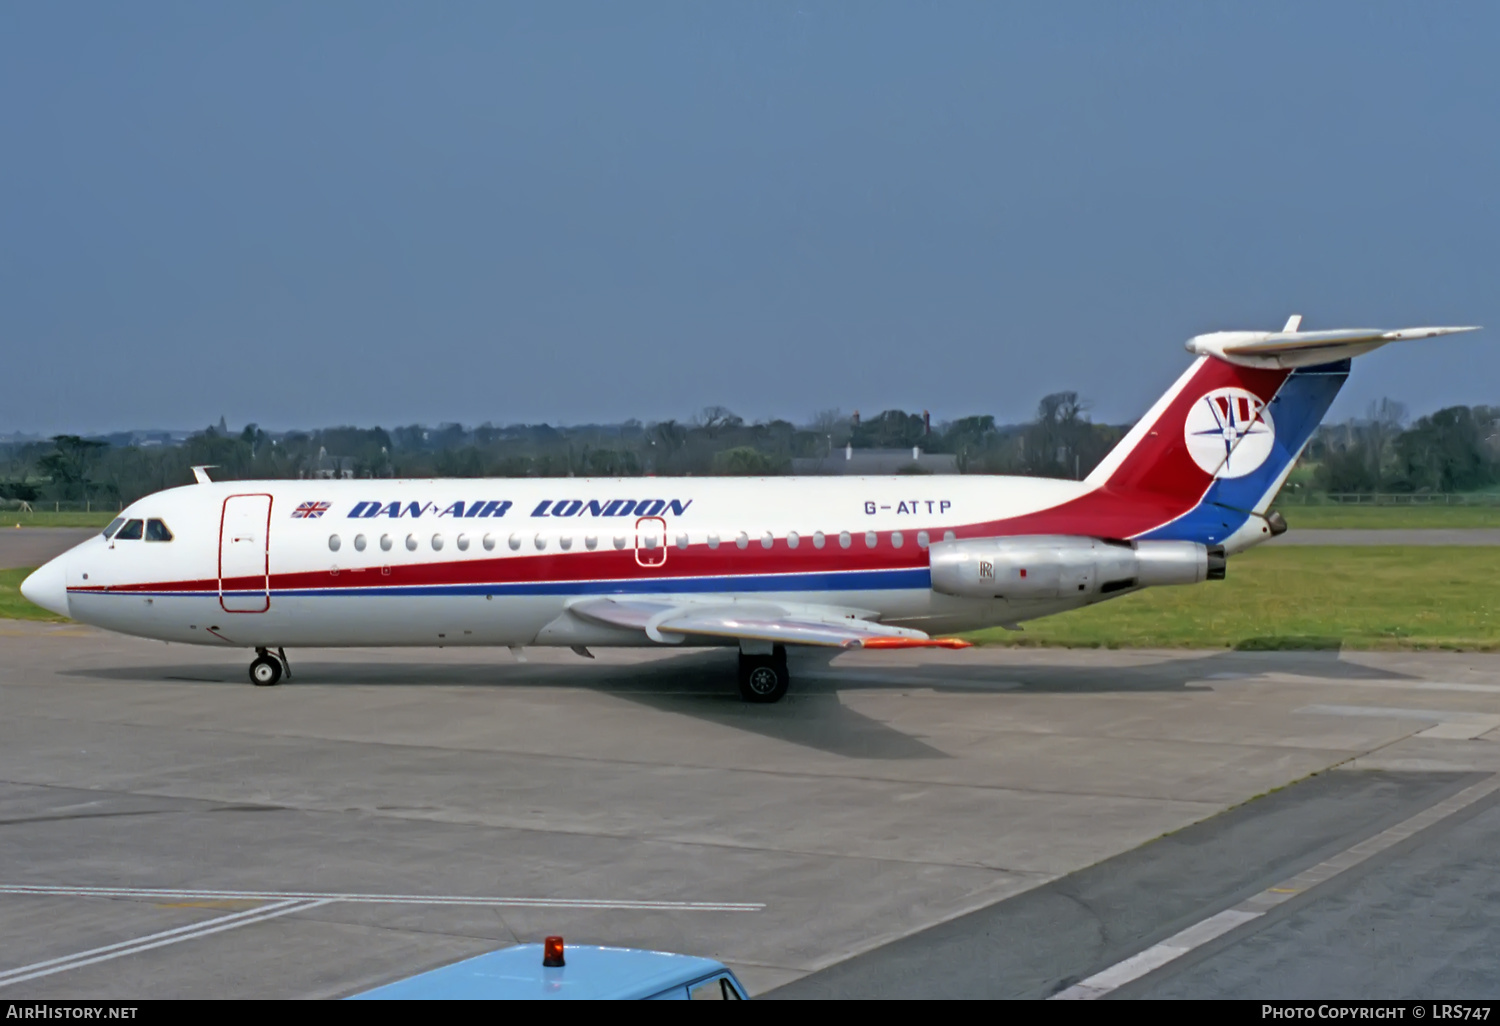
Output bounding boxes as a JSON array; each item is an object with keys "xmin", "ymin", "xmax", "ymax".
[
  {"xmin": 534, "ymin": 534, "xmax": 548, "ymax": 551},
  {"xmin": 585, "ymin": 535, "xmax": 598, "ymax": 551},
  {"xmin": 559, "ymin": 536, "xmax": 573, "ymax": 551},
  {"xmin": 813, "ymin": 531, "xmax": 826, "ymax": 549},
  {"xmin": 483, "ymin": 534, "xmax": 496, "ymax": 551},
  {"xmin": 115, "ymin": 519, "xmax": 144, "ymax": 541},
  {"xmin": 509, "ymin": 534, "xmax": 522, "ymax": 551},
  {"xmin": 380, "ymin": 534, "xmax": 393, "ymax": 552},
  {"xmin": 707, "ymin": 534, "xmax": 720, "ymax": 549},
  {"xmin": 689, "ymin": 976, "xmax": 741, "ymax": 1000},
  {"xmin": 145, "ymin": 519, "xmax": 174, "ymax": 542},
  {"xmin": 787, "ymin": 532, "xmax": 800, "ymax": 549},
  {"xmin": 405, "ymin": 534, "xmax": 418, "ymax": 552},
  {"xmin": 891, "ymin": 531, "xmax": 903, "ymax": 549},
  {"xmin": 917, "ymin": 531, "xmax": 929, "ymax": 548},
  {"xmin": 328, "ymin": 534, "xmax": 341, "ymax": 552},
  {"xmin": 736, "ymin": 532, "xmax": 749, "ymax": 550},
  {"xmin": 613, "ymin": 535, "xmax": 627, "ymax": 550},
  {"xmin": 456, "ymin": 534, "xmax": 469, "ymax": 551},
  {"xmin": 354, "ymin": 534, "xmax": 367, "ymax": 552},
  {"xmin": 760, "ymin": 532, "xmax": 773, "ymax": 549},
  {"xmin": 839, "ymin": 531, "xmax": 851, "ymax": 549},
  {"xmin": 865, "ymin": 531, "xmax": 878, "ymax": 548},
  {"xmin": 102, "ymin": 518, "xmax": 125, "ymax": 539},
  {"xmin": 944, "ymin": 530, "xmax": 956, "ymax": 542},
  {"xmin": 431, "ymin": 534, "xmax": 444, "ymax": 551},
  {"xmin": 676, "ymin": 533, "xmax": 688, "ymax": 549}
]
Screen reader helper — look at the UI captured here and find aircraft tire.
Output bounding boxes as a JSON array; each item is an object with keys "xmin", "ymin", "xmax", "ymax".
[
  {"xmin": 737, "ymin": 654, "xmax": 788, "ymax": 704},
  {"xmin": 249, "ymin": 654, "xmax": 283, "ymax": 687}
]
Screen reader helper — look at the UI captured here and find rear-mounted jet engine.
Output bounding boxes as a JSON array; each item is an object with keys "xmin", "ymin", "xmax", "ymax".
[{"xmin": 928, "ymin": 535, "xmax": 1226, "ymax": 600}]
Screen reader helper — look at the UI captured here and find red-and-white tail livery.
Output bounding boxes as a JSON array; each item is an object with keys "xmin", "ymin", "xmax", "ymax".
[{"xmin": 21, "ymin": 319, "xmax": 1478, "ymax": 701}]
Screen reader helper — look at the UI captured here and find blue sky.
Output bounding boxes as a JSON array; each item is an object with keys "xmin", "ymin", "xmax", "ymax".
[{"xmin": 3, "ymin": 2, "xmax": 1496, "ymax": 435}]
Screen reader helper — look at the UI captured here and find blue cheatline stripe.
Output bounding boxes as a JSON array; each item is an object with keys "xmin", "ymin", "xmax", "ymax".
[{"xmin": 73, "ymin": 567, "xmax": 934, "ymax": 599}]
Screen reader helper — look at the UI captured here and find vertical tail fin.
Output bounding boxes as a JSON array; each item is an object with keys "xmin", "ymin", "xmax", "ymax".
[
  {"xmin": 1010, "ymin": 318, "xmax": 1470, "ymax": 548},
  {"xmin": 1084, "ymin": 357, "xmax": 1303, "ymax": 503},
  {"xmin": 1084, "ymin": 354, "xmax": 1349, "ymax": 545}
]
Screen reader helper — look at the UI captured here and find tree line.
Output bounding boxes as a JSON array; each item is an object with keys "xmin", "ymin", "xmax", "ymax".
[
  {"xmin": 0, "ymin": 393, "xmax": 1119, "ymax": 507},
  {"xmin": 1307, "ymin": 400, "xmax": 1500, "ymax": 494},
  {"xmin": 4, "ymin": 394, "xmax": 1495, "ymax": 508}
]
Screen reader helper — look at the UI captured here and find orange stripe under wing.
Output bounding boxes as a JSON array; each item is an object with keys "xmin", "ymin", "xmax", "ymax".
[{"xmin": 858, "ymin": 637, "xmax": 973, "ymax": 650}]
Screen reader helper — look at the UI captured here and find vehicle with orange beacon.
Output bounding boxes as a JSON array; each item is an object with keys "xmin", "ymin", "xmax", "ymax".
[{"xmin": 348, "ymin": 937, "xmax": 747, "ymax": 1000}]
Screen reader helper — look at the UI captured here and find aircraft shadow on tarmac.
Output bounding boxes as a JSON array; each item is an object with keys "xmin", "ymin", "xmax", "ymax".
[{"xmin": 60, "ymin": 645, "xmax": 1420, "ymax": 762}]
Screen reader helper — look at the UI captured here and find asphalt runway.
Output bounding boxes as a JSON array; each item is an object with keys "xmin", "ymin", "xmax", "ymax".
[{"xmin": 2, "ymin": 625, "xmax": 1499, "ymax": 998}]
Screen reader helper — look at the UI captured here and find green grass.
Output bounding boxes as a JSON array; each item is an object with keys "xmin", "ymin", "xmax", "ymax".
[
  {"xmin": 1279, "ymin": 505, "xmax": 1500, "ymax": 529},
  {"xmin": 965, "ymin": 546, "xmax": 1500, "ymax": 651},
  {"xmin": 1, "ymin": 510, "xmax": 118, "ymax": 528},
  {"xmin": 0, "ymin": 567, "xmax": 68, "ymax": 622}
]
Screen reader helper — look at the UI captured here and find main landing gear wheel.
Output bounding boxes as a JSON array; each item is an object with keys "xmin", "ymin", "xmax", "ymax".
[
  {"xmin": 249, "ymin": 652, "xmax": 282, "ymax": 687},
  {"xmin": 737, "ymin": 647, "xmax": 789, "ymax": 704}
]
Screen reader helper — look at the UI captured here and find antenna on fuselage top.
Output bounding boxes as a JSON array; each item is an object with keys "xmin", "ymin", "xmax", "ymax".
[{"xmin": 191, "ymin": 465, "xmax": 217, "ymax": 484}]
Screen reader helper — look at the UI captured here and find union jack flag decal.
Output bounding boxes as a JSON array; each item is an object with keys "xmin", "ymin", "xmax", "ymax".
[{"xmin": 291, "ymin": 501, "xmax": 331, "ymax": 519}]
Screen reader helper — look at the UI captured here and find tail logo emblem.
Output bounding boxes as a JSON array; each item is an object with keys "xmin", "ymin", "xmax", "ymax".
[{"xmin": 1184, "ymin": 388, "xmax": 1276, "ymax": 479}]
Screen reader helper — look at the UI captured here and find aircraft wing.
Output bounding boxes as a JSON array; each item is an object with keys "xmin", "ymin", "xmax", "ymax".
[{"xmin": 567, "ymin": 597, "xmax": 971, "ymax": 650}]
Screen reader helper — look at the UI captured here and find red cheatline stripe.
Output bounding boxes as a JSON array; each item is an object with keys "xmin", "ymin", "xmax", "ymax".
[{"xmin": 67, "ymin": 480, "xmax": 1220, "ymax": 598}]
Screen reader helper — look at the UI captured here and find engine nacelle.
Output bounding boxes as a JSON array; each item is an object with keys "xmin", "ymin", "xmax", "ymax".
[{"xmin": 928, "ymin": 535, "xmax": 1223, "ymax": 600}]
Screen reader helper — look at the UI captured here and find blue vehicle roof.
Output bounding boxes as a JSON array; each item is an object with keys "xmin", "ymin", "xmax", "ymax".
[{"xmin": 348, "ymin": 943, "xmax": 732, "ymax": 1000}]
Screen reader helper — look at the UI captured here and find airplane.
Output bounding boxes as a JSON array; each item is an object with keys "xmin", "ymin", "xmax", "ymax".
[{"xmin": 20, "ymin": 319, "xmax": 1478, "ymax": 703}]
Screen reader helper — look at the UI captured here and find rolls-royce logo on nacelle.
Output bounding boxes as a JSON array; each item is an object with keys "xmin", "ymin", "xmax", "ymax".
[{"xmin": 1184, "ymin": 388, "xmax": 1276, "ymax": 479}]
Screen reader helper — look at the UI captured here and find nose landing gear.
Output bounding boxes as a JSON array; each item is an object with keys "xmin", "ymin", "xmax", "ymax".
[{"xmin": 248, "ymin": 647, "xmax": 291, "ymax": 687}]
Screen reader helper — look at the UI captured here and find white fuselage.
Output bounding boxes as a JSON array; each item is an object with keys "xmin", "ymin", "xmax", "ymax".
[{"xmin": 56, "ymin": 475, "xmax": 1109, "ymax": 650}]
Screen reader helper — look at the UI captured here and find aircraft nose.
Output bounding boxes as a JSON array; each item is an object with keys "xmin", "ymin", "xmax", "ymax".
[{"xmin": 20, "ymin": 556, "xmax": 70, "ymax": 618}]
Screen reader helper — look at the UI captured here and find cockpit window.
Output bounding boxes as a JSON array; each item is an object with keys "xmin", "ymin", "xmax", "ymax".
[
  {"xmin": 145, "ymin": 519, "xmax": 174, "ymax": 542},
  {"xmin": 114, "ymin": 519, "xmax": 144, "ymax": 541},
  {"xmin": 102, "ymin": 518, "xmax": 125, "ymax": 539}
]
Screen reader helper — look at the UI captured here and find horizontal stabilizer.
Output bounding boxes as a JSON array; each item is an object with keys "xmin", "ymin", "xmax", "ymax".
[
  {"xmin": 568, "ymin": 596, "xmax": 970, "ymax": 649},
  {"xmin": 1186, "ymin": 322, "xmax": 1479, "ymax": 369}
]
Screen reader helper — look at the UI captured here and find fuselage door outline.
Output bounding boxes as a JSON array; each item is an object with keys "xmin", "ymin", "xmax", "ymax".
[
  {"xmin": 219, "ymin": 493, "xmax": 273, "ymax": 613},
  {"xmin": 634, "ymin": 516, "xmax": 668, "ymax": 569}
]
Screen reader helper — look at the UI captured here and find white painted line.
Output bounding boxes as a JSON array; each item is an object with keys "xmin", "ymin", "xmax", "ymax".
[
  {"xmin": 1417, "ymin": 720, "xmax": 1500, "ymax": 740},
  {"xmin": 1298, "ymin": 703, "xmax": 1499, "ymax": 723},
  {"xmin": 0, "ymin": 898, "xmax": 308, "ymax": 981},
  {"xmin": 1058, "ymin": 909, "xmax": 1259, "ymax": 998},
  {"xmin": 0, "ymin": 899, "xmax": 329, "ymax": 988},
  {"xmin": 1282, "ymin": 677, "xmax": 1500, "ymax": 696},
  {"xmin": 0, "ymin": 884, "xmax": 764, "ymax": 912},
  {"xmin": 1051, "ymin": 772, "xmax": 1500, "ymax": 1000},
  {"xmin": 1297, "ymin": 704, "xmax": 1500, "ymax": 740}
]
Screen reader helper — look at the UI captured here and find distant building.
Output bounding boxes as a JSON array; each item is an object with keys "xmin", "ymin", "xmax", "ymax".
[
  {"xmin": 791, "ymin": 445, "xmax": 958, "ymax": 476},
  {"xmin": 304, "ymin": 447, "xmax": 355, "ymax": 479}
]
